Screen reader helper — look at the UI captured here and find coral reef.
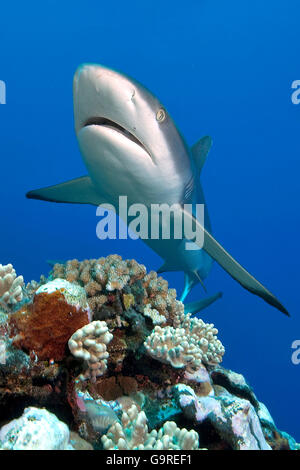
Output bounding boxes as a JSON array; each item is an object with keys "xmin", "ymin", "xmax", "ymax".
[
  {"xmin": 0, "ymin": 255, "xmax": 298, "ymax": 451},
  {"xmin": 50, "ymin": 255, "xmax": 181, "ymax": 328},
  {"xmin": 0, "ymin": 264, "xmax": 24, "ymax": 311}
]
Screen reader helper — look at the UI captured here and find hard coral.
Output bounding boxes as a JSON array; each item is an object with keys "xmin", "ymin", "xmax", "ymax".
[
  {"xmin": 68, "ymin": 321, "xmax": 113, "ymax": 382},
  {"xmin": 101, "ymin": 401, "xmax": 200, "ymax": 450},
  {"xmin": 52, "ymin": 255, "xmax": 146, "ymax": 300},
  {"xmin": 144, "ymin": 313, "xmax": 225, "ymax": 372},
  {"xmin": 9, "ymin": 279, "xmax": 90, "ymax": 361},
  {"xmin": 50, "ymin": 255, "xmax": 182, "ymax": 327}
]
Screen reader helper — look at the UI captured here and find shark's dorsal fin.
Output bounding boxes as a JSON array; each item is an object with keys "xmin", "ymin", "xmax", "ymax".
[
  {"xmin": 191, "ymin": 136, "xmax": 212, "ymax": 174},
  {"xmin": 26, "ymin": 176, "xmax": 108, "ymax": 206}
]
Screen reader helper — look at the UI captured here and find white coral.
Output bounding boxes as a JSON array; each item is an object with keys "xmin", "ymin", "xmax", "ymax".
[
  {"xmin": 0, "ymin": 264, "xmax": 24, "ymax": 309},
  {"xmin": 101, "ymin": 402, "xmax": 199, "ymax": 450},
  {"xmin": 68, "ymin": 321, "xmax": 113, "ymax": 382},
  {"xmin": 144, "ymin": 313, "xmax": 224, "ymax": 372},
  {"xmin": 144, "ymin": 421, "xmax": 199, "ymax": 450}
]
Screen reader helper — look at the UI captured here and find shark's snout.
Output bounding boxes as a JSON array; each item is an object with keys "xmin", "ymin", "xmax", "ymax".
[
  {"xmin": 73, "ymin": 64, "xmax": 162, "ymax": 162},
  {"xmin": 74, "ymin": 64, "xmax": 138, "ymax": 133}
]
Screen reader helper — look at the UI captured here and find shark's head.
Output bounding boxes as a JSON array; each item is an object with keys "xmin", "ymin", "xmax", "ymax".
[{"xmin": 73, "ymin": 64, "xmax": 192, "ymax": 203}]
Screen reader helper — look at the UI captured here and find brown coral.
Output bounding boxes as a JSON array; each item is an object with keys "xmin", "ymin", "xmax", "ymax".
[
  {"xmin": 52, "ymin": 255, "xmax": 146, "ymax": 293},
  {"xmin": 9, "ymin": 290, "xmax": 90, "ymax": 361}
]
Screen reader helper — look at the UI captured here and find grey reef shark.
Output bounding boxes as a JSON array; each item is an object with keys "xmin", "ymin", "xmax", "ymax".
[{"xmin": 27, "ymin": 64, "xmax": 289, "ymax": 316}]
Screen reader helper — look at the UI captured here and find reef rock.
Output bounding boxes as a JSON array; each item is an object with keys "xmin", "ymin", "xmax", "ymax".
[
  {"xmin": 0, "ymin": 407, "xmax": 73, "ymax": 450},
  {"xmin": 173, "ymin": 383, "xmax": 271, "ymax": 450}
]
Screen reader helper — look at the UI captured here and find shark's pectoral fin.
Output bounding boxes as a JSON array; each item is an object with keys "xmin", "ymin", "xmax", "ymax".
[
  {"xmin": 184, "ymin": 292, "xmax": 223, "ymax": 316},
  {"xmin": 182, "ymin": 208, "xmax": 289, "ymax": 315},
  {"xmin": 26, "ymin": 176, "xmax": 107, "ymax": 206},
  {"xmin": 191, "ymin": 136, "xmax": 212, "ymax": 174}
]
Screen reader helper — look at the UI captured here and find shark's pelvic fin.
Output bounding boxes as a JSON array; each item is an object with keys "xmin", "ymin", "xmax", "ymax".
[
  {"xmin": 26, "ymin": 176, "xmax": 107, "ymax": 206},
  {"xmin": 180, "ymin": 271, "xmax": 204, "ymax": 302},
  {"xmin": 181, "ymin": 208, "xmax": 289, "ymax": 316},
  {"xmin": 191, "ymin": 136, "xmax": 212, "ymax": 174},
  {"xmin": 184, "ymin": 292, "xmax": 223, "ymax": 316}
]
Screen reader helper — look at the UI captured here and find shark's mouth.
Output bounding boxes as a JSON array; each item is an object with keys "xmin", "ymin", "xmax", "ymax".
[{"xmin": 83, "ymin": 117, "xmax": 150, "ymax": 156}]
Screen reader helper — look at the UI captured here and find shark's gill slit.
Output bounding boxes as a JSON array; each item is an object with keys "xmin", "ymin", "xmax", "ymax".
[{"xmin": 83, "ymin": 116, "xmax": 150, "ymax": 156}]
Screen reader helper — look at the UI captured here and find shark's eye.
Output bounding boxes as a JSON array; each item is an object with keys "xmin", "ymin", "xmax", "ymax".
[{"xmin": 156, "ymin": 108, "xmax": 166, "ymax": 122}]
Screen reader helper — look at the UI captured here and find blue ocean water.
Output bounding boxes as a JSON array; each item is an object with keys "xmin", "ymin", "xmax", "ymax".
[{"xmin": 0, "ymin": 0, "xmax": 299, "ymax": 440}]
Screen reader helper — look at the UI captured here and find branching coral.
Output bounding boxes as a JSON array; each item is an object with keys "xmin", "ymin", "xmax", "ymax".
[
  {"xmin": 51, "ymin": 256, "xmax": 184, "ymax": 327},
  {"xmin": 52, "ymin": 256, "xmax": 146, "ymax": 314},
  {"xmin": 101, "ymin": 402, "xmax": 199, "ymax": 450},
  {"xmin": 139, "ymin": 271, "xmax": 182, "ymax": 325},
  {"xmin": 144, "ymin": 313, "xmax": 225, "ymax": 372},
  {"xmin": 68, "ymin": 321, "xmax": 113, "ymax": 382},
  {"xmin": 0, "ymin": 264, "xmax": 24, "ymax": 310},
  {"xmin": 144, "ymin": 421, "xmax": 200, "ymax": 450},
  {"xmin": 52, "ymin": 255, "xmax": 146, "ymax": 292}
]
